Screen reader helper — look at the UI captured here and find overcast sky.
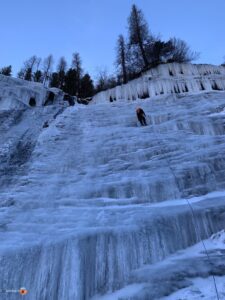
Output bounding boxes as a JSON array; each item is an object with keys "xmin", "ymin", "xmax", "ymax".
[{"xmin": 1, "ymin": 0, "xmax": 225, "ymax": 79}]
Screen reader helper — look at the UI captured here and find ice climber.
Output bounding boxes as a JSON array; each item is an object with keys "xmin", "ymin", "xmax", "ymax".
[{"xmin": 136, "ymin": 107, "xmax": 147, "ymax": 126}]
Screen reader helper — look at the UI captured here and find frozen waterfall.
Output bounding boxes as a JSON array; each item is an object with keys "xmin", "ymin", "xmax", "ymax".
[{"xmin": 1, "ymin": 67, "xmax": 225, "ymax": 299}]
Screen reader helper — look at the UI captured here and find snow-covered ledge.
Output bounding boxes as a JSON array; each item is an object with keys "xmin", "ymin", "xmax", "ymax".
[{"xmin": 92, "ymin": 63, "xmax": 225, "ymax": 103}]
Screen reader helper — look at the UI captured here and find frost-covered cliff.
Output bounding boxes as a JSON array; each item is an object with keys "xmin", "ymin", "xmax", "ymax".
[
  {"xmin": 93, "ymin": 63, "xmax": 225, "ymax": 103},
  {"xmin": 1, "ymin": 65, "xmax": 225, "ymax": 299},
  {"xmin": 0, "ymin": 75, "xmax": 64, "ymax": 110}
]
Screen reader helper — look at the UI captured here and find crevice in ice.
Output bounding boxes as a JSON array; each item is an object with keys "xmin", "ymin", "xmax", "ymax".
[
  {"xmin": 212, "ymin": 81, "xmax": 222, "ymax": 91},
  {"xmin": 29, "ymin": 97, "xmax": 36, "ymax": 107}
]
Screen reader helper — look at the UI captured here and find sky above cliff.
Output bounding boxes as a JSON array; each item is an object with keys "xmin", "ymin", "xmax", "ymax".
[{"xmin": 0, "ymin": 0, "xmax": 224, "ymax": 78}]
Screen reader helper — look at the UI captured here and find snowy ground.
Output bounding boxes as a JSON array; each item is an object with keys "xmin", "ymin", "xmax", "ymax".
[{"xmin": 1, "ymin": 91, "xmax": 225, "ymax": 299}]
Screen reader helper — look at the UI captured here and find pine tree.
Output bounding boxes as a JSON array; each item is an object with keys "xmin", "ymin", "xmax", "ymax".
[
  {"xmin": 72, "ymin": 52, "xmax": 83, "ymax": 96},
  {"xmin": 80, "ymin": 73, "xmax": 94, "ymax": 98},
  {"xmin": 128, "ymin": 4, "xmax": 150, "ymax": 68},
  {"xmin": 0, "ymin": 65, "xmax": 12, "ymax": 76},
  {"xmin": 24, "ymin": 67, "xmax": 33, "ymax": 81},
  {"xmin": 50, "ymin": 72, "xmax": 60, "ymax": 88},
  {"xmin": 64, "ymin": 68, "xmax": 78, "ymax": 96},
  {"xmin": 33, "ymin": 70, "xmax": 43, "ymax": 82}
]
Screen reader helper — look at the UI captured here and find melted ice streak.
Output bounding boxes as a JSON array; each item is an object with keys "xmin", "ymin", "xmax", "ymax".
[{"xmin": 1, "ymin": 91, "xmax": 225, "ymax": 299}]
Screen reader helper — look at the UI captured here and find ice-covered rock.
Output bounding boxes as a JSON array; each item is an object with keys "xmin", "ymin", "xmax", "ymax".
[
  {"xmin": 93, "ymin": 63, "xmax": 225, "ymax": 103},
  {"xmin": 0, "ymin": 75, "xmax": 64, "ymax": 110}
]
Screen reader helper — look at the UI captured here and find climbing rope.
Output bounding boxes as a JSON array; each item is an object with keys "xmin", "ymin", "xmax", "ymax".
[{"xmin": 151, "ymin": 122, "xmax": 220, "ymax": 300}]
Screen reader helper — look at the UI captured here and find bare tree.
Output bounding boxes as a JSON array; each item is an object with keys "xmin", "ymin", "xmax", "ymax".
[
  {"xmin": 17, "ymin": 55, "xmax": 38, "ymax": 81},
  {"xmin": 57, "ymin": 57, "xmax": 67, "ymax": 89},
  {"xmin": 95, "ymin": 68, "xmax": 109, "ymax": 92},
  {"xmin": 33, "ymin": 57, "xmax": 42, "ymax": 82},
  {"xmin": 43, "ymin": 54, "xmax": 54, "ymax": 87},
  {"xmin": 168, "ymin": 38, "xmax": 200, "ymax": 63},
  {"xmin": 35, "ymin": 57, "xmax": 42, "ymax": 72},
  {"xmin": 95, "ymin": 68, "xmax": 117, "ymax": 92},
  {"xmin": 72, "ymin": 53, "xmax": 82, "ymax": 75},
  {"xmin": 24, "ymin": 55, "xmax": 37, "ymax": 71}
]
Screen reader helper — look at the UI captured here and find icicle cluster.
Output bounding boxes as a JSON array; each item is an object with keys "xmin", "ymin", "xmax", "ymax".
[{"xmin": 93, "ymin": 63, "xmax": 225, "ymax": 103}]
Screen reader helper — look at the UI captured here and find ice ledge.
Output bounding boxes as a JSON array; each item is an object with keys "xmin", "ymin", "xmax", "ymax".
[{"xmin": 92, "ymin": 63, "xmax": 225, "ymax": 103}]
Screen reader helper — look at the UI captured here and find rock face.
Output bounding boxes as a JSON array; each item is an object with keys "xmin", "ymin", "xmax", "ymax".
[
  {"xmin": 1, "ymin": 66, "xmax": 225, "ymax": 299},
  {"xmin": 93, "ymin": 63, "xmax": 225, "ymax": 103},
  {"xmin": 0, "ymin": 75, "xmax": 64, "ymax": 109}
]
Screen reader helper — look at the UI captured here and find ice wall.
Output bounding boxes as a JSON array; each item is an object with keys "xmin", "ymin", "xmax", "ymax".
[
  {"xmin": 93, "ymin": 63, "xmax": 225, "ymax": 103},
  {"xmin": 0, "ymin": 75, "xmax": 64, "ymax": 109},
  {"xmin": 1, "ymin": 90, "xmax": 225, "ymax": 299},
  {"xmin": 0, "ymin": 201, "xmax": 225, "ymax": 300}
]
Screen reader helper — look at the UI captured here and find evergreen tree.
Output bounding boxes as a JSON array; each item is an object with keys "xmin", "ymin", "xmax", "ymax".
[
  {"xmin": 80, "ymin": 73, "xmax": 94, "ymax": 98},
  {"xmin": 50, "ymin": 72, "xmax": 60, "ymax": 88},
  {"xmin": 126, "ymin": 44, "xmax": 144, "ymax": 77},
  {"xmin": 33, "ymin": 70, "xmax": 43, "ymax": 82},
  {"xmin": 72, "ymin": 52, "xmax": 83, "ymax": 96},
  {"xmin": 146, "ymin": 39, "xmax": 174, "ymax": 66},
  {"xmin": 128, "ymin": 4, "xmax": 150, "ymax": 68},
  {"xmin": 64, "ymin": 68, "xmax": 78, "ymax": 95},
  {"xmin": 0, "ymin": 65, "xmax": 12, "ymax": 76},
  {"xmin": 24, "ymin": 67, "xmax": 32, "ymax": 81}
]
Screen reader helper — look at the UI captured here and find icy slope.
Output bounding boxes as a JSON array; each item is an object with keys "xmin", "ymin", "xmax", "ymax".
[
  {"xmin": 1, "ymin": 92, "xmax": 225, "ymax": 299},
  {"xmin": 93, "ymin": 63, "xmax": 225, "ymax": 103}
]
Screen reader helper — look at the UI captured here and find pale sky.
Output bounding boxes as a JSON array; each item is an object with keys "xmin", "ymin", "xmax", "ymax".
[{"xmin": 0, "ymin": 0, "xmax": 224, "ymax": 79}]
